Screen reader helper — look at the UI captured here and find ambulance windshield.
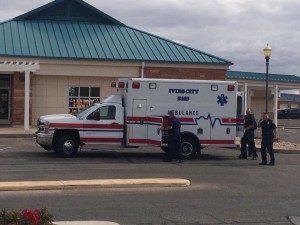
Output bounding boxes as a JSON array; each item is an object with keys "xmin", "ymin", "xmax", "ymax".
[{"xmin": 76, "ymin": 104, "xmax": 100, "ymax": 118}]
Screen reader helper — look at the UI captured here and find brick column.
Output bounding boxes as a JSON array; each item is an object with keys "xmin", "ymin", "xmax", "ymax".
[{"xmin": 11, "ymin": 72, "xmax": 33, "ymax": 126}]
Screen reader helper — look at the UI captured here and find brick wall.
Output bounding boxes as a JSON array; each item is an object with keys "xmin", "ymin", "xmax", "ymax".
[
  {"xmin": 143, "ymin": 67, "xmax": 227, "ymax": 80},
  {"xmin": 11, "ymin": 72, "xmax": 33, "ymax": 126}
]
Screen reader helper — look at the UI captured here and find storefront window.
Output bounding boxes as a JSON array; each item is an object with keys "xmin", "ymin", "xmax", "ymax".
[{"xmin": 68, "ymin": 86, "xmax": 100, "ymax": 115}]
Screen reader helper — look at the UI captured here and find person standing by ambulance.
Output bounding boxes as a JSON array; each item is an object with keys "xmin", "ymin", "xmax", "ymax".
[
  {"xmin": 161, "ymin": 110, "xmax": 183, "ymax": 163},
  {"xmin": 239, "ymin": 108, "xmax": 258, "ymax": 159},
  {"xmin": 258, "ymin": 113, "xmax": 277, "ymax": 166}
]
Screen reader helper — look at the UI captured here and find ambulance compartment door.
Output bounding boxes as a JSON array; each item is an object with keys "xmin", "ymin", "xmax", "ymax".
[
  {"xmin": 127, "ymin": 99, "xmax": 147, "ymax": 146},
  {"xmin": 127, "ymin": 99, "xmax": 163, "ymax": 146},
  {"xmin": 146, "ymin": 116, "xmax": 163, "ymax": 146}
]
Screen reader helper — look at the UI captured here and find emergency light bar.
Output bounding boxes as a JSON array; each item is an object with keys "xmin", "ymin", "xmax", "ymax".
[
  {"xmin": 111, "ymin": 81, "xmax": 126, "ymax": 89},
  {"xmin": 227, "ymin": 85, "xmax": 235, "ymax": 91},
  {"xmin": 111, "ymin": 82, "xmax": 116, "ymax": 88},
  {"xmin": 132, "ymin": 82, "xmax": 140, "ymax": 89},
  {"xmin": 118, "ymin": 82, "xmax": 125, "ymax": 88}
]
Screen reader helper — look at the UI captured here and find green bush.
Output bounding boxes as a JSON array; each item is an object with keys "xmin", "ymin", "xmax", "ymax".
[{"xmin": 0, "ymin": 208, "xmax": 53, "ymax": 225}]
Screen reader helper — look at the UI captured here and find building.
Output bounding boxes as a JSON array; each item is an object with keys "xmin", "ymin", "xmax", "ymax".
[
  {"xmin": 1, "ymin": 0, "xmax": 299, "ymax": 130},
  {"xmin": 227, "ymin": 71, "xmax": 300, "ymax": 124},
  {"xmin": 278, "ymin": 93, "xmax": 300, "ymax": 109},
  {"xmin": 0, "ymin": 0, "xmax": 232, "ymax": 129}
]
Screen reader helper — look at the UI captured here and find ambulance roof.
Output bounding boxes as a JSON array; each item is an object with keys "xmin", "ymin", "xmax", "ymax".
[{"xmin": 120, "ymin": 78, "xmax": 236, "ymax": 84}]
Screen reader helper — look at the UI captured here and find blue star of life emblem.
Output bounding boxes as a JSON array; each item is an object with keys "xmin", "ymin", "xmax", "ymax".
[{"xmin": 217, "ymin": 94, "xmax": 228, "ymax": 106}]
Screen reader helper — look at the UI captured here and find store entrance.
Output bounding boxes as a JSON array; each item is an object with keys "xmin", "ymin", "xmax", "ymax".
[{"xmin": 0, "ymin": 76, "xmax": 11, "ymax": 125}]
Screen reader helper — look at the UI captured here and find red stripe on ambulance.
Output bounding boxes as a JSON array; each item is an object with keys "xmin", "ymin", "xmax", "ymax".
[{"xmin": 201, "ymin": 140, "xmax": 235, "ymax": 145}]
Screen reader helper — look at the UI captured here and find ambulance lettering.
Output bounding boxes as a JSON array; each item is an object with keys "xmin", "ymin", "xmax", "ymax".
[{"xmin": 169, "ymin": 89, "xmax": 199, "ymax": 94}]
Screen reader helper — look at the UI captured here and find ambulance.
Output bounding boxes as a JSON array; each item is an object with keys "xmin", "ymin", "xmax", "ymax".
[{"xmin": 36, "ymin": 78, "xmax": 244, "ymax": 158}]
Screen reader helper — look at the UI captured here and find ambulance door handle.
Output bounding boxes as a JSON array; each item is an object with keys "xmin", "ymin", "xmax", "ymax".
[
  {"xmin": 157, "ymin": 128, "xmax": 160, "ymax": 135},
  {"xmin": 140, "ymin": 120, "xmax": 144, "ymax": 125}
]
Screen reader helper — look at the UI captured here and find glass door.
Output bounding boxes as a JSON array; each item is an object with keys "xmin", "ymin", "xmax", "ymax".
[{"xmin": 0, "ymin": 88, "xmax": 10, "ymax": 124}]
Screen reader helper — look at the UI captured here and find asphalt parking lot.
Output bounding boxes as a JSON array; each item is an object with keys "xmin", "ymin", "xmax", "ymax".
[{"xmin": 0, "ymin": 137, "xmax": 300, "ymax": 225}]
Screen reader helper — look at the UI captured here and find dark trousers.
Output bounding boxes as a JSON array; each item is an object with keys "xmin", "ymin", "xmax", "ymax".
[
  {"xmin": 167, "ymin": 136, "xmax": 182, "ymax": 160},
  {"xmin": 241, "ymin": 132, "xmax": 257, "ymax": 158},
  {"xmin": 261, "ymin": 136, "xmax": 275, "ymax": 163}
]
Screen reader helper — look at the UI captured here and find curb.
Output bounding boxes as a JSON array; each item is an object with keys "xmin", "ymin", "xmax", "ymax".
[
  {"xmin": 282, "ymin": 127, "xmax": 300, "ymax": 130},
  {"xmin": 0, "ymin": 134, "xmax": 35, "ymax": 138},
  {"xmin": 254, "ymin": 148, "xmax": 300, "ymax": 154},
  {"xmin": 0, "ymin": 178, "xmax": 190, "ymax": 191},
  {"xmin": 273, "ymin": 149, "xmax": 300, "ymax": 154},
  {"xmin": 289, "ymin": 216, "xmax": 300, "ymax": 225},
  {"xmin": 55, "ymin": 221, "xmax": 119, "ymax": 225}
]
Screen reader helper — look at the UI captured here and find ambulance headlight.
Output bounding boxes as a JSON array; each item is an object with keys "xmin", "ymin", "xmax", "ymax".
[{"xmin": 38, "ymin": 120, "xmax": 50, "ymax": 133}]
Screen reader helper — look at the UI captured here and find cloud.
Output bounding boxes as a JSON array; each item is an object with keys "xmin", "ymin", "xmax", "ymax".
[{"xmin": 0, "ymin": 0, "xmax": 299, "ymax": 76}]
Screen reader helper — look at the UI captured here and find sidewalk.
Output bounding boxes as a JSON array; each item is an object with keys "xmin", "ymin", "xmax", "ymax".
[{"xmin": 0, "ymin": 126, "xmax": 36, "ymax": 138}]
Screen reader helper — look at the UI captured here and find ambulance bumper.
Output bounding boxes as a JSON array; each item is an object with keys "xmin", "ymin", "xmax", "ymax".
[{"xmin": 36, "ymin": 132, "xmax": 53, "ymax": 150}]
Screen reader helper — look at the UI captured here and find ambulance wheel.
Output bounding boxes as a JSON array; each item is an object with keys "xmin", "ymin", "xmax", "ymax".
[
  {"xmin": 55, "ymin": 135, "xmax": 78, "ymax": 158},
  {"xmin": 161, "ymin": 147, "xmax": 168, "ymax": 152},
  {"xmin": 181, "ymin": 137, "xmax": 196, "ymax": 159}
]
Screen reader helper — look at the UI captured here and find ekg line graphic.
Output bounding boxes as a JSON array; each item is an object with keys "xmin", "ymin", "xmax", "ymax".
[
  {"xmin": 195, "ymin": 113, "xmax": 222, "ymax": 128},
  {"xmin": 193, "ymin": 114, "xmax": 242, "ymax": 128}
]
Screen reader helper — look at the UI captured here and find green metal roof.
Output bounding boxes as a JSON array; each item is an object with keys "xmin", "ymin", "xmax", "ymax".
[
  {"xmin": 227, "ymin": 71, "xmax": 300, "ymax": 83},
  {"xmin": 0, "ymin": 0, "xmax": 232, "ymax": 65},
  {"xmin": 13, "ymin": 0, "xmax": 125, "ymax": 25}
]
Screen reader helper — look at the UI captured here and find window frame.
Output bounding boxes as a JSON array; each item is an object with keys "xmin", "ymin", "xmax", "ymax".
[{"xmin": 68, "ymin": 86, "xmax": 100, "ymax": 114}]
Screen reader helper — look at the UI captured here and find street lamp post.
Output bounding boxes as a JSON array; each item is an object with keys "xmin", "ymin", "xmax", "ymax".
[{"xmin": 263, "ymin": 44, "xmax": 272, "ymax": 113}]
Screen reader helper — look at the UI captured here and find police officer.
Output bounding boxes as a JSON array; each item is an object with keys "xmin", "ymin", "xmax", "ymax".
[
  {"xmin": 239, "ymin": 108, "xmax": 258, "ymax": 159},
  {"xmin": 258, "ymin": 113, "xmax": 277, "ymax": 166},
  {"xmin": 161, "ymin": 110, "xmax": 183, "ymax": 163}
]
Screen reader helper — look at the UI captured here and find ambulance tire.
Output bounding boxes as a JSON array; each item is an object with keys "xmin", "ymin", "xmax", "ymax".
[
  {"xmin": 160, "ymin": 147, "xmax": 168, "ymax": 153},
  {"xmin": 180, "ymin": 137, "xmax": 196, "ymax": 159},
  {"xmin": 55, "ymin": 135, "xmax": 78, "ymax": 158}
]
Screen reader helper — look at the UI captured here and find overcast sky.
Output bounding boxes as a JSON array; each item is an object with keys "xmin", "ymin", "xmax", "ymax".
[{"xmin": 0, "ymin": 0, "xmax": 299, "ymax": 77}]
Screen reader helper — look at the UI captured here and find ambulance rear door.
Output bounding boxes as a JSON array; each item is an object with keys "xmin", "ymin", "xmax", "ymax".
[{"xmin": 236, "ymin": 92, "xmax": 244, "ymax": 138}]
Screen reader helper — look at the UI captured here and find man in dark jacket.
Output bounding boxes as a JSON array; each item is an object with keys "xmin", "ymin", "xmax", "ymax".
[
  {"xmin": 161, "ymin": 110, "xmax": 182, "ymax": 163},
  {"xmin": 239, "ymin": 108, "xmax": 258, "ymax": 159},
  {"xmin": 258, "ymin": 113, "xmax": 277, "ymax": 166}
]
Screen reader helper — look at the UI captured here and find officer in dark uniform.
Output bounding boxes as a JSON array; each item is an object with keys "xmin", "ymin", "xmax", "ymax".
[
  {"xmin": 239, "ymin": 108, "xmax": 258, "ymax": 159},
  {"xmin": 161, "ymin": 110, "xmax": 183, "ymax": 163},
  {"xmin": 258, "ymin": 113, "xmax": 277, "ymax": 166}
]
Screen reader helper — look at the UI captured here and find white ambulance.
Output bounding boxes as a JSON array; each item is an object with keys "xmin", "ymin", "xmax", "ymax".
[{"xmin": 36, "ymin": 78, "xmax": 244, "ymax": 158}]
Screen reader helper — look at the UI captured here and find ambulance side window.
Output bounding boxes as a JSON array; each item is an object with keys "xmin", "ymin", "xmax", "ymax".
[
  {"xmin": 237, "ymin": 95, "xmax": 242, "ymax": 116},
  {"xmin": 101, "ymin": 106, "xmax": 116, "ymax": 120},
  {"xmin": 87, "ymin": 106, "xmax": 116, "ymax": 120}
]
